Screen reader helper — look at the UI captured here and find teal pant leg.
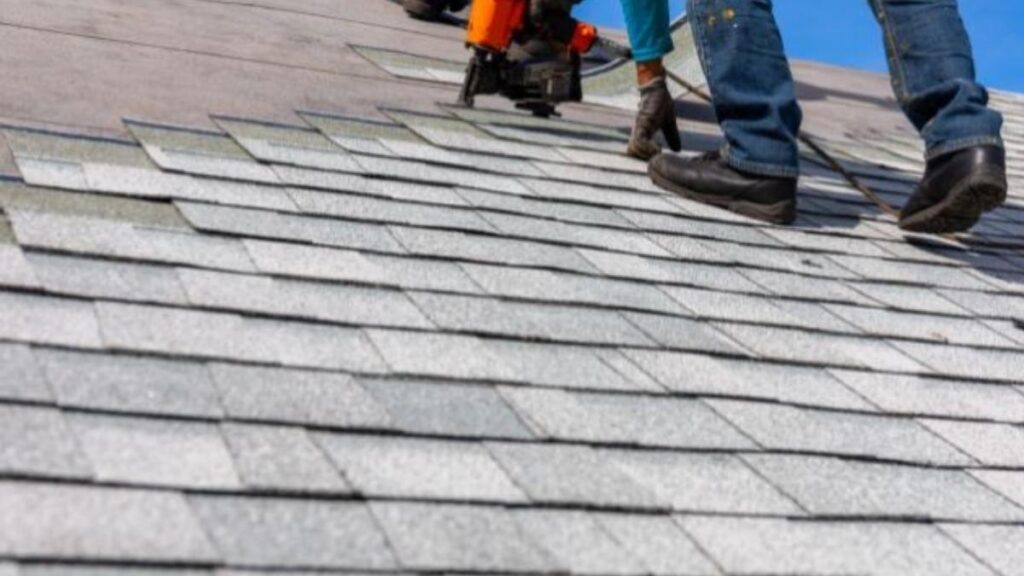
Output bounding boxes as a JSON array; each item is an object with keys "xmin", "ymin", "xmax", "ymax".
[{"xmin": 619, "ymin": 0, "xmax": 675, "ymax": 62}]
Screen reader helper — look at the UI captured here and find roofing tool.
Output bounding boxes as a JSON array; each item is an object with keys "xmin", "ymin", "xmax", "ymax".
[{"xmin": 458, "ymin": 0, "xmax": 611, "ymax": 117}]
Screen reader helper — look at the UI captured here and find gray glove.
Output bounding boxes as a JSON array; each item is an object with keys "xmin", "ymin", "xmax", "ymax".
[{"xmin": 627, "ymin": 76, "xmax": 682, "ymax": 160}]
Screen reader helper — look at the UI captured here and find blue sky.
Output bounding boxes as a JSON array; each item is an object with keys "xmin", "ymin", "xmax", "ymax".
[{"xmin": 575, "ymin": 0, "xmax": 1024, "ymax": 93}]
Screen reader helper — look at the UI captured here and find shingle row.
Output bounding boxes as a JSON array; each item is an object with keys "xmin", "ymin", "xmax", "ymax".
[{"xmin": 4, "ymin": 477, "xmax": 1019, "ymax": 575}]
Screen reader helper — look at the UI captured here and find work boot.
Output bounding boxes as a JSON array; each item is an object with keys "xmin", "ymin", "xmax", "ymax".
[
  {"xmin": 649, "ymin": 151, "xmax": 798, "ymax": 225},
  {"xmin": 402, "ymin": 0, "xmax": 464, "ymax": 21},
  {"xmin": 898, "ymin": 145, "xmax": 1007, "ymax": 234}
]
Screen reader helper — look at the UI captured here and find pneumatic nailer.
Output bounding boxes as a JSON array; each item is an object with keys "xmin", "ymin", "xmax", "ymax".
[{"xmin": 458, "ymin": 0, "xmax": 607, "ymax": 117}]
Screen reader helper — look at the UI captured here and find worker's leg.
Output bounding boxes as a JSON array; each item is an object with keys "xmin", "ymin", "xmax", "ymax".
[
  {"xmin": 869, "ymin": 0, "xmax": 1002, "ymax": 158},
  {"xmin": 687, "ymin": 0, "xmax": 802, "ymax": 178},
  {"xmin": 869, "ymin": 0, "xmax": 1007, "ymax": 232},
  {"xmin": 620, "ymin": 0, "xmax": 675, "ymax": 64},
  {"xmin": 647, "ymin": 0, "xmax": 800, "ymax": 225},
  {"xmin": 621, "ymin": 0, "xmax": 682, "ymax": 159}
]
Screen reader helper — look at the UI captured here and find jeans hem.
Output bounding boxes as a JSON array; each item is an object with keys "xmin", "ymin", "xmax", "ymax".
[
  {"xmin": 722, "ymin": 146, "xmax": 800, "ymax": 179},
  {"xmin": 926, "ymin": 136, "xmax": 1004, "ymax": 160}
]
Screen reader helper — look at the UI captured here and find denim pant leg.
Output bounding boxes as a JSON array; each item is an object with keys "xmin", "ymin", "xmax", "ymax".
[
  {"xmin": 688, "ymin": 0, "xmax": 802, "ymax": 178},
  {"xmin": 620, "ymin": 0, "xmax": 675, "ymax": 63},
  {"xmin": 869, "ymin": 0, "xmax": 1003, "ymax": 159}
]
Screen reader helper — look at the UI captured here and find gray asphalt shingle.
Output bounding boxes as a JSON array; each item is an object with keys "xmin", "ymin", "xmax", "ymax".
[
  {"xmin": 738, "ymin": 266, "xmax": 873, "ymax": 304},
  {"xmin": 222, "ymin": 423, "xmax": 348, "ymax": 494},
  {"xmin": 576, "ymin": 247, "xmax": 765, "ymax": 293},
  {"xmin": 622, "ymin": 312, "xmax": 747, "ymax": 353},
  {"xmin": 208, "ymin": 363, "xmax": 391, "ymax": 429},
  {"xmin": 176, "ymin": 201, "xmax": 405, "ymax": 255},
  {"xmin": 0, "ymin": 481, "xmax": 218, "ymax": 562},
  {"xmin": 461, "ymin": 263, "xmax": 686, "ymax": 314},
  {"xmin": 38, "ymin": 350, "xmax": 223, "ymax": 418},
  {"xmin": 70, "ymin": 414, "xmax": 241, "ymax": 490},
  {"xmin": 95, "ymin": 302, "xmax": 261, "ymax": 361},
  {"xmin": 679, "ymin": 517, "xmax": 994, "ymax": 576},
  {"xmin": 0, "ymin": 292, "xmax": 102, "ymax": 349},
  {"xmin": 244, "ymin": 238, "xmax": 483, "ymax": 293},
  {"xmin": 607, "ymin": 450, "xmax": 801, "ymax": 515},
  {"xmin": 315, "ymin": 434, "xmax": 526, "ymax": 502},
  {"xmin": 367, "ymin": 330, "xmax": 640, "ymax": 390},
  {"xmin": 178, "ymin": 268, "xmax": 433, "ymax": 328},
  {"xmin": 459, "ymin": 188, "xmax": 636, "ymax": 228},
  {"xmin": 355, "ymin": 154, "xmax": 529, "ymax": 195},
  {"xmin": 937, "ymin": 288, "xmax": 1024, "ymax": 319},
  {"xmin": 890, "ymin": 340, "xmax": 1024, "ymax": 383},
  {"xmin": 500, "ymin": 387, "xmax": 756, "ymax": 450},
  {"xmin": 830, "ymin": 369, "xmax": 1024, "ymax": 421},
  {"xmin": 660, "ymin": 285, "xmax": 795, "ymax": 325},
  {"xmin": 969, "ymin": 470, "xmax": 1024, "ymax": 508},
  {"xmin": 289, "ymin": 188, "xmax": 496, "ymax": 233},
  {"xmin": 370, "ymin": 502, "xmax": 557, "ymax": 573},
  {"xmin": 716, "ymin": 322, "xmax": 925, "ymax": 372},
  {"xmin": 389, "ymin": 225, "xmax": 599, "ymax": 273},
  {"xmin": 98, "ymin": 302, "xmax": 388, "ymax": 372},
  {"xmin": 10, "ymin": 211, "xmax": 257, "ymax": 273},
  {"xmin": 485, "ymin": 442, "xmax": 663, "ymax": 509},
  {"xmin": 594, "ymin": 514, "xmax": 720, "ymax": 576},
  {"xmin": 940, "ymin": 525, "xmax": 1024, "ymax": 576},
  {"xmin": 520, "ymin": 177, "xmax": 678, "ymax": 213},
  {"xmin": 27, "ymin": 253, "xmax": 189, "ymax": 305},
  {"xmin": 824, "ymin": 304, "xmax": 1017, "ymax": 347},
  {"xmin": 0, "ymin": 245, "xmax": 39, "ymax": 289},
  {"xmin": 0, "ymin": 344, "xmax": 50, "ymax": 402},
  {"xmin": 920, "ymin": 419, "xmax": 1024, "ymax": 467},
  {"xmin": 409, "ymin": 291, "xmax": 654, "ymax": 345},
  {"xmin": 743, "ymin": 454, "xmax": 1024, "ymax": 521},
  {"xmin": 189, "ymin": 496, "xmax": 395, "ymax": 569},
  {"xmin": 0, "ymin": 405, "xmax": 91, "ymax": 480},
  {"xmin": 624, "ymin": 349, "xmax": 875, "ymax": 410},
  {"xmin": 851, "ymin": 282, "xmax": 971, "ymax": 315},
  {"xmin": 0, "ymin": 181, "xmax": 188, "ymax": 228},
  {"xmin": 360, "ymin": 379, "xmax": 532, "ymax": 439},
  {"xmin": 217, "ymin": 123, "xmax": 363, "ymax": 174},
  {"xmin": 707, "ymin": 399, "xmax": 973, "ymax": 465},
  {"xmin": 830, "ymin": 255, "xmax": 996, "ymax": 290},
  {"xmin": 513, "ymin": 510, "xmax": 647, "ymax": 576},
  {"xmin": 480, "ymin": 211, "xmax": 670, "ymax": 256},
  {"xmin": 278, "ymin": 166, "xmax": 467, "ymax": 206}
]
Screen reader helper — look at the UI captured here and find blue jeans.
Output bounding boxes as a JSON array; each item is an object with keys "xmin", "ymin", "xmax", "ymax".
[{"xmin": 686, "ymin": 0, "xmax": 1004, "ymax": 177}]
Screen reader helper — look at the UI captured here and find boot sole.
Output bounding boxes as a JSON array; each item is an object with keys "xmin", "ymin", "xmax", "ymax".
[
  {"xmin": 649, "ymin": 164, "xmax": 797, "ymax": 225},
  {"xmin": 898, "ymin": 169, "xmax": 1007, "ymax": 234}
]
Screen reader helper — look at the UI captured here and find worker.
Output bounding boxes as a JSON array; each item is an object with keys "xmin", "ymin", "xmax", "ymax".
[
  {"xmin": 621, "ymin": 0, "xmax": 1006, "ymax": 233},
  {"xmin": 402, "ymin": 0, "xmax": 469, "ymax": 21}
]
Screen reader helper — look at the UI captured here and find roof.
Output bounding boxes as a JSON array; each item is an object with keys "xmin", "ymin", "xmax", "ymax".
[{"xmin": 2, "ymin": 1, "xmax": 1024, "ymax": 575}]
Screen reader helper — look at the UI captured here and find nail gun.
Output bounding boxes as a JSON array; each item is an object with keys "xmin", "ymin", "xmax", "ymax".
[{"xmin": 457, "ymin": 0, "xmax": 602, "ymax": 117}]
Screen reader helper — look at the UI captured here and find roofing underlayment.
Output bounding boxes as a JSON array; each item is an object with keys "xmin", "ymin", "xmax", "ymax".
[{"xmin": 1, "ymin": 1, "xmax": 1024, "ymax": 575}]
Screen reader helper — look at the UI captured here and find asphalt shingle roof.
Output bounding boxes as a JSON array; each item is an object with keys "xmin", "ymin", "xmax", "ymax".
[{"xmin": 1, "ymin": 1, "xmax": 1024, "ymax": 575}]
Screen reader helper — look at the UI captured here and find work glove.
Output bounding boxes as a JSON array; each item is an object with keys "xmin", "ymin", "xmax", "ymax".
[{"xmin": 627, "ymin": 76, "xmax": 682, "ymax": 161}]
